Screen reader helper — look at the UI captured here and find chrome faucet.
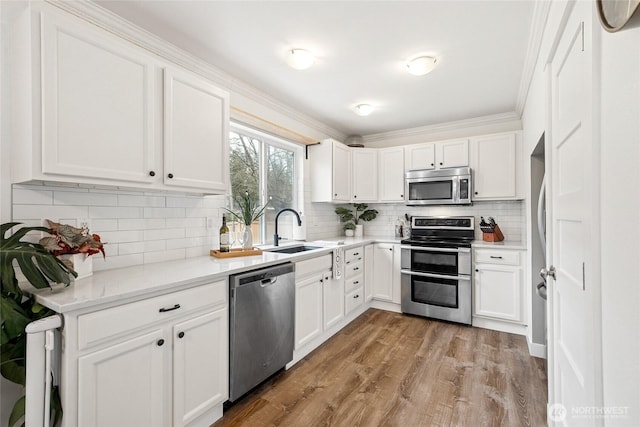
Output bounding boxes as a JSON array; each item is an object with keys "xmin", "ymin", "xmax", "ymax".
[{"xmin": 274, "ymin": 208, "xmax": 302, "ymax": 246}]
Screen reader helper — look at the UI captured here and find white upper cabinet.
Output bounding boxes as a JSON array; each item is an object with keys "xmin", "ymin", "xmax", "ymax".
[
  {"xmin": 470, "ymin": 132, "xmax": 521, "ymax": 200},
  {"xmin": 404, "ymin": 139, "xmax": 469, "ymax": 171},
  {"xmin": 352, "ymin": 149, "xmax": 378, "ymax": 202},
  {"xmin": 378, "ymin": 147, "xmax": 405, "ymax": 202},
  {"xmin": 40, "ymin": 7, "xmax": 158, "ymax": 185},
  {"xmin": 10, "ymin": 3, "xmax": 229, "ymax": 194},
  {"xmin": 163, "ymin": 67, "xmax": 229, "ymax": 193},
  {"xmin": 309, "ymin": 139, "xmax": 351, "ymax": 203}
]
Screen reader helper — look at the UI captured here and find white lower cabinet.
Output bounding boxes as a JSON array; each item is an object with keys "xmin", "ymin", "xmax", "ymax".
[
  {"xmin": 473, "ymin": 248, "xmax": 524, "ymax": 324},
  {"xmin": 372, "ymin": 243, "xmax": 401, "ymax": 303},
  {"xmin": 68, "ymin": 280, "xmax": 228, "ymax": 427}
]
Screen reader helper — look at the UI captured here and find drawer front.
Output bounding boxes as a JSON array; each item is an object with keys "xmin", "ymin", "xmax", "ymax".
[
  {"xmin": 345, "ymin": 260, "xmax": 364, "ymax": 279},
  {"xmin": 296, "ymin": 254, "xmax": 332, "ymax": 278},
  {"xmin": 345, "ymin": 286, "xmax": 364, "ymax": 314},
  {"xmin": 78, "ymin": 280, "xmax": 226, "ymax": 350},
  {"xmin": 475, "ymin": 249, "xmax": 520, "ymax": 266},
  {"xmin": 345, "ymin": 273, "xmax": 364, "ymax": 294},
  {"xmin": 345, "ymin": 246, "xmax": 364, "ymax": 264}
]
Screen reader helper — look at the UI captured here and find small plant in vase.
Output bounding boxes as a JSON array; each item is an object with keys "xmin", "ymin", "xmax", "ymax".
[
  {"xmin": 335, "ymin": 203, "xmax": 378, "ymax": 237},
  {"xmin": 343, "ymin": 221, "xmax": 356, "ymax": 237},
  {"xmin": 224, "ymin": 192, "xmax": 269, "ymax": 249}
]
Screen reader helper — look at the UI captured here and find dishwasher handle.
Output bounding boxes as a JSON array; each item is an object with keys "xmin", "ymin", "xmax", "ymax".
[
  {"xmin": 231, "ymin": 263, "xmax": 294, "ymax": 288},
  {"xmin": 260, "ymin": 277, "xmax": 278, "ymax": 287}
]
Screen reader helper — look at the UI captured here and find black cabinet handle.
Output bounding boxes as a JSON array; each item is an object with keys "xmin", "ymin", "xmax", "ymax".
[
  {"xmin": 334, "ymin": 193, "xmax": 337, "ymax": 197},
  {"xmin": 439, "ymin": 162, "xmax": 443, "ymax": 166},
  {"xmin": 353, "ymin": 281, "xmax": 359, "ymax": 285},
  {"xmin": 490, "ymin": 256, "xmax": 503, "ymax": 259},
  {"xmin": 159, "ymin": 304, "xmax": 181, "ymax": 313},
  {"xmin": 389, "ymin": 248, "xmax": 393, "ymax": 251},
  {"xmin": 353, "ymin": 195, "xmax": 357, "ymax": 199},
  {"xmin": 430, "ymin": 163, "xmax": 434, "ymax": 167},
  {"xmin": 474, "ymin": 191, "xmax": 478, "ymax": 195},
  {"xmin": 149, "ymin": 171, "xmax": 156, "ymax": 177},
  {"xmin": 178, "ymin": 332, "xmax": 185, "ymax": 339},
  {"xmin": 353, "ymin": 267, "xmax": 359, "ymax": 271},
  {"xmin": 157, "ymin": 339, "xmax": 165, "ymax": 346},
  {"xmin": 353, "ymin": 252, "xmax": 359, "ymax": 256},
  {"xmin": 400, "ymin": 194, "xmax": 403, "ymax": 198},
  {"xmin": 167, "ymin": 173, "xmax": 174, "ymax": 179},
  {"xmin": 475, "ymin": 269, "xmax": 479, "ymax": 272},
  {"xmin": 353, "ymin": 294, "xmax": 360, "ymax": 299}
]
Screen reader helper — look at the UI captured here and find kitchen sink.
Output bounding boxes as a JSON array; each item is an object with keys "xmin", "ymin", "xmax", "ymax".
[{"xmin": 266, "ymin": 245, "xmax": 322, "ymax": 254}]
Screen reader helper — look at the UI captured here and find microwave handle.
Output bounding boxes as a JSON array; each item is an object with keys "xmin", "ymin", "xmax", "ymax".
[{"xmin": 400, "ymin": 269, "xmax": 471, "ymax": 281}]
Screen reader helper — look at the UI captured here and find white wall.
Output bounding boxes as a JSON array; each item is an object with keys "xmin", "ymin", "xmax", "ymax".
[{"xmin": 599, "ymin": 23, "xmax": 640, "ymax": 426}]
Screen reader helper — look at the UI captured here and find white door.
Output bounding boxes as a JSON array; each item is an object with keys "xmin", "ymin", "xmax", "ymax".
[
  {"xmin": 173, "ymin": 309, "xmax": 228, "ymax": 426},
  {"xmin": 378, "ymin": 147, "xmax": 405, "ymax": 202},
  {"xmin": 372, "ymin": 243, "xmax": 394, "ymax": 301},
  {"xmin": 294, "ymin": 274, "xmax": 324, "ymax": 348},
  {"xmin": 164, "ymin": 66, "xmax": 229, "ymax": 192},
  {"xmin": 352, "ymin": 149, "xmax": 378, "ymax": 202},
  {"xmin": 322, "ymin": 272, "xmax": 345, "ymax": 330},
  {"xmin": 547, "ymin": 2, "xmax": 601, "ymax": 425},
  {"xmin": 436, "ymin": 139, "xmax": 469, "ymax": 168},
  {"xmin": 77, "ymin": 329, "xmax": 170, "ymax": 427},
  {"xmin": 470, "ymin": 133, "xmax": 517, "ymax": 200},
  {"xmin": 332, "ymin": 142, "xmax": 351, "ymax": 202}
]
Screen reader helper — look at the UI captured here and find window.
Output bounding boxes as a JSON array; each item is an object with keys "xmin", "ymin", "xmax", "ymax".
[{"xmin": 229, "ymin": 123, "xmax": 303, "ymax": 245}]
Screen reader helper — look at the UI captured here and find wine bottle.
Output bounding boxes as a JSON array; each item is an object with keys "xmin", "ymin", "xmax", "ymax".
[{"xmin": 219, "ymin": 214, "xmax": 230, "ymax": 252}]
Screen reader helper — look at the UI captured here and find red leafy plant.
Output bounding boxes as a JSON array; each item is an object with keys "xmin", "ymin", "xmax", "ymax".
[{"xmin": 39, "ymin": 220, "xmax": 105, "ymax": 261}]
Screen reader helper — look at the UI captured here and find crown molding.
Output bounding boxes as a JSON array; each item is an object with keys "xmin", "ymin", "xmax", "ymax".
[
  {"xmin": 362, "ymin": 112, "xmax": 521, "ymax": 143},
  {"xmin": 515, "ymin": 0, "xmax": 552, "ymax": 116},
  {"xmin": 46, "ymin": 0, "xmax": 345, "ymax": 142}
]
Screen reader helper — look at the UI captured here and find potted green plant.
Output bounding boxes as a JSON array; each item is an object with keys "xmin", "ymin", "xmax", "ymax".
[
  {"xmin": 343, "ymin": 221, "xmax": 356, "ymax": 237},
  {"xmin": 224, "ymin": 191, "xmax": 269, "ymax": 249},
  {"xmin": 1, "ymin": 222, "xmax": 77, "ymax": 426},
  {"xmin": 335, "ymin": 203, "xmax": 378, "ymax": 237}
]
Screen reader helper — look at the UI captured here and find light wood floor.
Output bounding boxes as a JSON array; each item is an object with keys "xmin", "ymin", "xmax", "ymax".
[{"xmin": 214, "ymin": 309, "xmax": 547, "ymax": 427}]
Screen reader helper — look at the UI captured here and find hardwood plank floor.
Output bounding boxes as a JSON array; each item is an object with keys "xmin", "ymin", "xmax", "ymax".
[{"xmin": 214, "ymin": 309, "xmax": 547, "ymax": 427}]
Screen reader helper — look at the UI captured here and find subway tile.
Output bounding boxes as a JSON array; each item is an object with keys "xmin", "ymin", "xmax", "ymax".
[
  {"xmin": 186, "ymin": 246, "xmax": 210, "ymax": 258},
  {"xmin": 91, "ymin": 219, "xmax": 119, "ymax": 232},
  {"xmin": 13, "ymin": 205, "xmax": 90, "ymax": 221},
  {"xmin": 166, "ymin": 196, "xmax": 204, "ymax": 208},
  {"xmin": 54, "ymin": 191, "xmax": 118, "ymax": 206},
  {"xmin": 89, "ymin": 206, "xmax": 143, "ymax": 219},
  {"xmin": 144, "ymin": 249, "xmax": 185, "ymax": 264},
  {"xmin": 13, "ymin": 188, "xmax": 53, "ymax": 205},
  {"xmin": 118, "ymin": 194, "xmax": 165, "ymax": 207},
  {"xmin": 118, "ymin": 242, "xmax": 145, "ymax": 255},
  {"xmin": 144, "ymin": 207, "xmax": 185, "ymax": 218},
  {"xmin": 143, "ymin": 228, "xmax": 184, "ymax": 241},
  {"xmin": 185, "ymin": 227, "xmax": 209, "ymax": 238},
  {"xmin": 93, "ymin": 254, "xmax": 144, "ymax": 272},
  {"xmin": 144, "ymin": 240, "xmax": 166, "ymax": 252},
  {"xmin": 99, "ymin": 230, "xmax": 144, "ymax": 244}
]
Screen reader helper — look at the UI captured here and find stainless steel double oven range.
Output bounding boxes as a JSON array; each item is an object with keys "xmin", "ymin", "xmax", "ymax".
[{"xmin": 400, "ymin": 216, "xmax": 474, "ymax": 325}]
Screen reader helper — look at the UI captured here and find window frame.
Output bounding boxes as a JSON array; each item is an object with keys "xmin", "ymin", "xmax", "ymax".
[{"xmin": 229, "ymin": 122, "xmax": 304, "ymax": 245}]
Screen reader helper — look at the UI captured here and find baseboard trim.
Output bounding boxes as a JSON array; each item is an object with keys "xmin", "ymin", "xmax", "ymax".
[
  {"xmin": 369, "ymin": 299, "xmax": 401, "ymax": 313},
  {"xmin": 472, "ymin": 317, "xmax": 527, "ymax": 336},
  {"xmin": 527, "ymin": 339, "xmax": 547, "ymax": 359}
]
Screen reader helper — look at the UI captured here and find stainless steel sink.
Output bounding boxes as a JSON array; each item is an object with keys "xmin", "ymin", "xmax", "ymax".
[{"xmin": 266, "ymin": 245, "xmax": 322, "ymax": 254}]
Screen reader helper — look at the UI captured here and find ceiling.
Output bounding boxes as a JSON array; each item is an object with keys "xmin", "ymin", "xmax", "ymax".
[{"xmin": 95, "ymin": 1, "xmax": 535, "ymax": 137}]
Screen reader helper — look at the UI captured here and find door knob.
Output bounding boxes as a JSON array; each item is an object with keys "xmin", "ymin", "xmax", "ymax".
[{"xmin": 540, "ymin": 266, "xmax": 556, "ymax": 280}]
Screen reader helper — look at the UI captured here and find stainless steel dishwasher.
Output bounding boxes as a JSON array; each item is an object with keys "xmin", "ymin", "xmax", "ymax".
[{"xmin": 228, "ymin": 263, "xmax": 295, "ymax": 402}]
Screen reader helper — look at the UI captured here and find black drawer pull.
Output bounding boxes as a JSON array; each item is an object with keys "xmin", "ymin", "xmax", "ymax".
[
  {"xmin": 353, "ymin": 281, "xmax": 359, "ymax": 285},
  {"xmin": 178, "ymin": 332, "xmax": 185, "ymax": 339},
  {"xmin": 149, "ymin": 170, "xmax": 156, "ymax": 177},
  {"xmin": 353, "ymin": 294, "xmax": 360, "ymax": 299},
  {"xmin": 157, "ymin": 339, "xmax": 165, "ymax": 346},
  {"xmin": 353, "ymin": 267, "xmax": 360, "ymax": 271},
  {"xmin": 490, "ymin": 256, "xmax": 503, "ymax": 259},
  {"xmin": 353, "ymin": 252, "xmax": 359, "ymax": 256},
  {"xmin": 159, "ymin": 304, "xmax": 181, "ymax": 313},
  {"xmin": 167, "ymin": 173, "xmax": 174, "ymax": 179}
]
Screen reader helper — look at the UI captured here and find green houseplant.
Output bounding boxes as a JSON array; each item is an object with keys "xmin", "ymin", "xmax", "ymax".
[
  {"xmin": 335, "ymin": 203, "xmax": 378, "ymax": 237},
  {"xmin": 1, "ymin": 222, "xmax": 76, "ymax": 427},
  {"xmin": 224, "ymin": 192, "xmax": 269, "ymax": 248}
]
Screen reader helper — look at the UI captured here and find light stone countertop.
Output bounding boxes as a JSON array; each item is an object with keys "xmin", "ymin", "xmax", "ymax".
[{"xmin": 30, "ymin": 236, "xmax": 402, "ymax": 313}]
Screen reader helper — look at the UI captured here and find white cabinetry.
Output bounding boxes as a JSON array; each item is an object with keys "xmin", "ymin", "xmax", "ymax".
[
  {"xmin": 163, "ymin": 67, "xmax": 229, "ymax": 193},
  {"xmin": 473, "ymin": 248, "xmax": 524, "ymax": 324},
  {"xmin": 309, "ymin": 139, "xmax": 351, "ymax": 202},
  {"xmin": 323, "ymin": 272, "xmax": 345, "ymax": 330},
  {"xmin": 404, "ymin": 139, "xmax": 469, "ymax": 171},
  {"xmin": 378, "ymin": 147, "xmax": 405, "ymax": 202},
  {"xmin": 364, "ymin": 244, "xmax": 374, "ymax": 302},
  {"xmin": 344, "ymin": 246, "xmax": 365, "ymax": 314},
  {"xmin": 352, "ymin": 149, "xmax": 378, "ymax": 202},
  {"xmin": 470, "ymin": 132, "xmax": 521, "ymax": 200},
  {"xmin": 10, "ymin": 3, "xmax": 229, "ymax": 194},
  {"xmin": 372, "ymin": 243, "xmax": 401, "ymax": 303},
  {"xmin": 71, "ymin": 280, "xmax": 228, "ymax": 427}
]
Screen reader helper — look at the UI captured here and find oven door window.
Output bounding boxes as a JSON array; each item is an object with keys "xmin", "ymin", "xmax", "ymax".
[
  {"xmin": 408, "ymin": 180, "xmax": 453, "ymax": 201},
  {"xmin": 412, "ymin": 250, "xmax": 458, "ymax": 275},
  {"xmin": 411, "ymin": 275, "xmax": 458, "ymax": 308}
]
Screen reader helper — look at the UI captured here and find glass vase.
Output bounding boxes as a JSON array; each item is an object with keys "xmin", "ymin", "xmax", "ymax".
[{"xmin": 243, "ymin": 225, "xmax": 253, "ymax": 250}]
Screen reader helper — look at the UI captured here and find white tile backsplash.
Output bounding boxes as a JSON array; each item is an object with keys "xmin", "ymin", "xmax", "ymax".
[{"xmin": 12, "ymin": 183, "xmax": 225, "ymax": 272}]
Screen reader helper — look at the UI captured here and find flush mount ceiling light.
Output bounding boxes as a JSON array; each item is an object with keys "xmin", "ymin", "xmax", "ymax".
[
  {"xmin": 354, "ymin": 103, "xmax": 374, "ymax": 116},
  {"xmin": 287, "ymin": 49, "xmax": 315, "ymax": 70},
  {"xmin": 406, "ymin": 55, "xmax": 438, "ymax": 76}
]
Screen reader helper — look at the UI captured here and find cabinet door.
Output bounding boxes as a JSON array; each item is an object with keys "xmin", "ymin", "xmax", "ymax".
[
  {"xmin": 372, "ymin": 243, "xmax": 394, "ymax": 301},
  {"xmin": 470, "ymin": 133, "xmax": 517, "ymax": 200},
  {"xmin": 164, "ymin": 67, "xmax": 230, "ymax": 192},
  {"xmin": 436, "ymin": 139, "xmax": 469, "ymax": 168},
  {"xmin": 352, "ymin": 149, "xmax": 377, "ymax": 201},
  {"xmin": 173, "ymin": 308, "xmax": 228, "ymax": 426},
  {"xmin": 404, "ymin": 143, "xmax": 435, "ymax": 171},
  {"xmin": 323, "ymin": 272, "xmax": 345, "ymax": 330},
  {"xmin": 378, "ymin": 147, "xmax": 405, "ymax": 202},
  {"xmin": 474, "ymin": 264, "xmax": 522, "ymax": 322},
  {"xmin": 392, "ymin": 243, "xmax": 402, "ymax": 304},
  {"xmin": 295, "ymin": 274, "xmax": 324, "ymax": 348},
  {"xmin": 41, "ymin": 11, "xmax": 157, "ymax": 184},
  {"xmin": 364, "ymin": 244, "xmax": 374, "ymax": 302},
  {"xmin": 78, "ymin": 329, "xmax": 170, "ymax": 427},
  {"xmin": 332, "ymin": 142, "xmax": 351, "ymax": 202}
]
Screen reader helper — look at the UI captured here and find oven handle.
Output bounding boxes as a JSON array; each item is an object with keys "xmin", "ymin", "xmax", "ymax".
[
  {"xmin": 400, "ymin": 269, "xmax": 471, "ymax": 281},
  {"xmin": 400, "ymin": 245, "xmax": 471, "ymax": 253}
]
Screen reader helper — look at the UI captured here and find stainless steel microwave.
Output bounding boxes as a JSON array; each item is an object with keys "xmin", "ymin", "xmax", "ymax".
[{"xmin": 405, "ymin": 167, "xmax": 472, "ymax": 205}]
